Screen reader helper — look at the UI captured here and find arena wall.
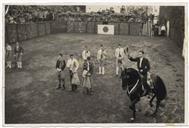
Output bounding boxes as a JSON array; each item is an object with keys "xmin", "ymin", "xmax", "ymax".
[{"xmin": 5, "ymin": 21, "xmax": 147, "ymax": 43}]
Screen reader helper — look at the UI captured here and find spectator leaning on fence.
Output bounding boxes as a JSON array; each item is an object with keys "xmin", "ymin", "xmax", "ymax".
[{"xmin": 14, "ymin": 42, "xmax": 24, "ymax": 69}]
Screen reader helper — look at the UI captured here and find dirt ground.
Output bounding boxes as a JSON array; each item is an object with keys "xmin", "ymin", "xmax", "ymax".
[{"xmin": 5, "ymin": 33, "xmax": 184, "ymax": 123}]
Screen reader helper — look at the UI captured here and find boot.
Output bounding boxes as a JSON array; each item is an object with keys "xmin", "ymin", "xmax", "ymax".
[
  {"xmin": 71, "ymin": 84, "xmax": 74, "ymax": 91},
  {"xmin": 86, "ymin": 88, "xmax": 90, "ymax": 95},
  {"xmin": 142, "ymin": 83, "xmax": 149, "ymax": 96},
  {"xmin": 62, "ymin": 84, "xmax": 65, "ymax": 90},
  {"xmin": 89, "ymin": 88, "xmax": 93, "ymax": 95},
  {"xmin": 56, "ymin": 84, "xmax": 61, "ymax": 89},
  {"xmin": 75, "ymin": 85, "xmax": 77, "ymax": 91}
]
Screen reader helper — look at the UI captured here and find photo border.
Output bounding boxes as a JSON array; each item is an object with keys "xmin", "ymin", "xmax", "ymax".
[{"xmin": 1, "ymin": 0, "xmax": 188, "ymax": 127}]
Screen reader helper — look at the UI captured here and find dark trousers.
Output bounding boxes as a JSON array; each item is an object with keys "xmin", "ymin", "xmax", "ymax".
[
  {"xmin": 140, "ymin": 72, "xmax": 150, "ymax": 91},
  {"xmin": 69, "ymin": 70, "xmax": 73, "ymax": 83},
  {"xmin": 161, "ymin": 30, "xmax": 166, "ymax": 36},
  {"xmin": 58, "ymin": 79, "xmax": 65, "ymax": 89},
  {"xmin": 72, "ymin": 84, "xmax": 77, "ymax": 91},
  {"xmin": 57, "ymin": 73, "xmax": 65, "ymax": 89}
]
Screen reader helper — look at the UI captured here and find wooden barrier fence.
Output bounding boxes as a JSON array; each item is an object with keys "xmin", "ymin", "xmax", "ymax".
[{"xmin": 5, "ymin": 21, "xmax": 150, "ymax": 43}]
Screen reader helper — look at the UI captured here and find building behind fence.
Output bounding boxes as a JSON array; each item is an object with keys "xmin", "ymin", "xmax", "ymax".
[{"xmin": 159, "ymin": 6, "xmax": 185, "ymax": 49}]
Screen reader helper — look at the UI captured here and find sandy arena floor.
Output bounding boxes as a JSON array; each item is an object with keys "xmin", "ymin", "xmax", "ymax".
[{"xmin": 5, "ymin": 33, "xmax": 184, "ymax": 123}]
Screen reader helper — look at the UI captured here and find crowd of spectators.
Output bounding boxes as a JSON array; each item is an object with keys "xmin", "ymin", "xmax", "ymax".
[
  {"xmin": 5, "ymin": 5, "xmax": 153, "ymax": 24},
  {"xmin": 56, "ymin": 6, "xmax": 152, "ymax": 24},
  {"xmin": 5, "ymin": 5, "xmax": 85, "ymax": 24}
]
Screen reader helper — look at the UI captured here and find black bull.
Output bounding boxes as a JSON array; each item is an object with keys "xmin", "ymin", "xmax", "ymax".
[{"xmin": 121, "ymin": 68, "xmax": 167, "ymax": 121}]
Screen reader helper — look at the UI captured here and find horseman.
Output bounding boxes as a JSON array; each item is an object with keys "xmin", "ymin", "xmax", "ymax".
[{"xmin": 128, "ymin": 50, "xmax": 151, "ymax": 96}]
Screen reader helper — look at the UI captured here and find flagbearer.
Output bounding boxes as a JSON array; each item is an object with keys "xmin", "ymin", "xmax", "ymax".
[
  {"xmin": 97, "ymin": 44, "xmax": 107, "ymax": 75},
  {"xmin": 115, "ymin": 44, "xmax": 124, "ymax": 75}
]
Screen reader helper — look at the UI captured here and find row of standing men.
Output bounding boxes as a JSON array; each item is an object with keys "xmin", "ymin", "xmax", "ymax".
[
  {"xmin": 56, "ymin": 44, "xmax": 150, "ymax": 95},
  {"xmin": 5, "ymin": 42, "xmax": 150, "ymax": 96}
]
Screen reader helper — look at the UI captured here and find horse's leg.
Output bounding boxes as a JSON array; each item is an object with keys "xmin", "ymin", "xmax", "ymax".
[
  {"xmin": 152, "ymin": 99, "xmax": 161, "ymax": 116},
  {"xmin": 149, "ymin": 94, "xmax": 156, "ymax": 107},
  {"xmin": 129, "ymin": 98, "xmax": 139, "ymax": 121},
  {"xmin": 133, "ymin": 104, "xmax": 136, "ymax": 119}
]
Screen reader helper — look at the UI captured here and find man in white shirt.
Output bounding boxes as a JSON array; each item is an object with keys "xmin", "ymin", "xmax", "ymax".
[
  {"xmin": 82, "ymin": 46, "xmax": 91, "ymax": 60},
  {"xmin": 161, "ymin": 24, "xmax": 166, "ymax": 36},
  {"xmin": 6, "ymin": 43, "xmax": 12, "ymax": 69},
  {"xmin": 97, "ymin": 44, "xmax": 107, "ymax": 75},
  {"xmin": 67, "ymin": 54, "xmax": 79, "ymax": 86},
  {"xmin": 115, "ymin": 44, "xmax": 125, "ymax": 75}
]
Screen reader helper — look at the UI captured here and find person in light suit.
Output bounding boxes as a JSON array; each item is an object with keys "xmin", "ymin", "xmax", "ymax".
[
  {"xmin": 115, "ymin": 44, "xmax": 125, "ymax": 75},
  {"xmin": 67, "ymin": 54, "xmax": 80, "ymax": 91},
  {"xmin": 82, "ymin": 45, "xmax": 91, "ymax": 60},
  {"xmin": 97, "ymin": 44, "xmax": 107, "ymax": 75},
  {"xmin": 6, "ymin": 43, "xmax": 13, "ymax": 69}
]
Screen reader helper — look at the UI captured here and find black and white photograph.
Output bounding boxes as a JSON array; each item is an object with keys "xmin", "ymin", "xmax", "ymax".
[{"xmin": 1, "ymin": 0, "xmax": 188, "ymax": 127}]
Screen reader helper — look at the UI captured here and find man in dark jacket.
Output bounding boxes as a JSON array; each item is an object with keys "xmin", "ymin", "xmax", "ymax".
[
  {"xmin": 128, "ymin": 50, "xmax": 151, "ymax": 96},
  {"xmin": 82, "ymin": 57, "xmax": 94, "ymax": 95},
  {"xmin": 56, "ymin": 53, "xmax": 66, "ymax": 90}
]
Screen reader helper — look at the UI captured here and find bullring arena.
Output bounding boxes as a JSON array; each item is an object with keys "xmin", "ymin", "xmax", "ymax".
[{"xmin": 4, "ymin": 5, "xmax": 185, "ymax": 124}]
